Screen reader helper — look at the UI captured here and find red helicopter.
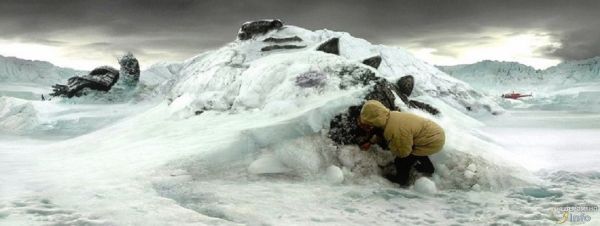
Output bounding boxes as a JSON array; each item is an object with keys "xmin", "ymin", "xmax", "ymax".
[{"xmin": 501, "ymin": 91, "xmax": 532, "ymax": 99}]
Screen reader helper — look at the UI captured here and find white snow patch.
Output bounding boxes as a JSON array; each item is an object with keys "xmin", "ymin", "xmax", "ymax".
[
  {"xmin": 413, "ymin": 177, "xmax": 437, "ymax": 195},
  {"xmin": 325, "ymin": 165, "xmax": 344, "ymax": 184},
  {"xmin": 248, "ymin": 153, "xmax": 291, "ymax": 174},
  {"xmin": 0, "ymin": 97, "xmax": 39, "ymax": 134}
]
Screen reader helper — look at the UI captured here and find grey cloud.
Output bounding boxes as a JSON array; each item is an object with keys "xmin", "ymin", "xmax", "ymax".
[
  {"xmin": 21, "ymin": 38, "xmax": 67, "ymax": 46},
  {"xmin": 79, "ymin": 42, "xmax": 112, "ymax": 48},
  {"xmin": 548, "ymin": 28, "xmax": 600, "ymax": 60},
  {"xmin": 1, "ymin": 0, "xmax": 599, "ymax": 65}
]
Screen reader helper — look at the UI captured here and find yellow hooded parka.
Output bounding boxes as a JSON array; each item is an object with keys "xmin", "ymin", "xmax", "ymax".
[{"xmin": 360, "ymin": 100, "xmax": 445, "ymax": 157}]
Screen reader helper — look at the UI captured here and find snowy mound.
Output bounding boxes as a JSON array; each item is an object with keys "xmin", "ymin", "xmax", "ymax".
[
  {"xmin": 0, "ymin": 97, "xmax": 40, "ymax": 135},
  {"xmin": 153, "ymin": 25, "xmax": 525, "ymax": 192},
  {"xmin": 0, "ymin": 55, "xmax": 84, "ymax": 85},
  {"xmin": 167, "ymin": 26, "xmax": 501, "ymax": 116},
  {"xmin": 0, "ymin": 95, "xmax": 158, "ymax": 137}
]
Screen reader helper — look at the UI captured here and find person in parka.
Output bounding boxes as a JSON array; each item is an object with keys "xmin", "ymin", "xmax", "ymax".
[{"xmin": 359, "ymin": 100, "xmax": 445, "ymax": 185}]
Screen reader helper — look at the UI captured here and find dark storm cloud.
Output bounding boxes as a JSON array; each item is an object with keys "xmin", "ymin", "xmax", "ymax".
[
  {"xmin": 550, "ymin": 29, "xmax": 600, "ymax": 60},
  {"xmin": 1, "ymin": 0, "xmax": 599, "ymax": 64}
]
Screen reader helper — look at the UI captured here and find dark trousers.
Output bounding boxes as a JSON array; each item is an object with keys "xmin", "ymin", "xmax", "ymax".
[{"xmin": 389, "ymin": 155, "xmax": 435, "ymax": 185}]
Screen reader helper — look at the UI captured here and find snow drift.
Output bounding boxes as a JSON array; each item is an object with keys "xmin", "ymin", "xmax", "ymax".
[{"xmin": 0, "ymin": 97, "xmax": 39, "ymax": 134}]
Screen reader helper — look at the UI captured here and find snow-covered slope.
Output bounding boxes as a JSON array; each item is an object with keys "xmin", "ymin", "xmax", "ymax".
[
  {"xmin": 439, "ymin": 60, "xmax": 542, "ymax": 88},
  {"xmin": 167, "ymin": 26, "xmax": 501, "ymax": 116},
  {"xmin": 544, "ymin": 56, "xmax": 600, "ymax": 83},
  {"xmin": 0, "ymin": 55, "xmax": 84, "ymax": 85},
  {"xmin": 139, "ymin": 62, "xmax": 182, "ymax": 86},
  {"xmin": 0, "ymin": 55, "xmax": 84, "ymax": 100}
]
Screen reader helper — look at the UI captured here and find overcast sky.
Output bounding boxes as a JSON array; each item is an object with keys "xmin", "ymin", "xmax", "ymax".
[{"xmin": 1, "ymin": 0, "xmax": 599, "ymax": 70}]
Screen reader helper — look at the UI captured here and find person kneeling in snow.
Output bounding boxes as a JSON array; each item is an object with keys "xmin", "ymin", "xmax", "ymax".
[{"xmin": 358, "ymin": 100, "xmax": 445, "ymax": 186}]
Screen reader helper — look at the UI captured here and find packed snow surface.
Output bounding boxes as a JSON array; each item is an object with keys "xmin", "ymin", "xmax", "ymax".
[{"xmin": 1, "ymin": 25, "xmax": 599, "ymax": 225}]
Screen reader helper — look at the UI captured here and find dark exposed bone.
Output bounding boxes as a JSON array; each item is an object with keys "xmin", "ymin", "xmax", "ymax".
[
  {"xmin": 261, "ymin": 45, "xmax": 306, "ymax": 52},
  {"xmin": 395, "ymin": 75, "xmax": 414, "ymax": 97},
  {"xmin": 362, "ymin": 56, "xmax": 382, "ymax": 69},
  {"xmin": 263, "ymin": 36, "xmax": 303, "ymax": 43},
  {"xmin": 316, "ymin": 38, "xmax": 340, "ymax": 55}
]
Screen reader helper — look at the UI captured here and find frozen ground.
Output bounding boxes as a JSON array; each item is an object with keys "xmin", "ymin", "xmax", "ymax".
[
  {"xmin": 2, "ymin": 80, "xmax": 599, "ymax": 225},
  {"xmin": 482, "ymin": 110, "xmax": 600, "ymax": 172},
  {"xmin": 2, "ymin": 100, "xmax": 599, "ymax": 225}
]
